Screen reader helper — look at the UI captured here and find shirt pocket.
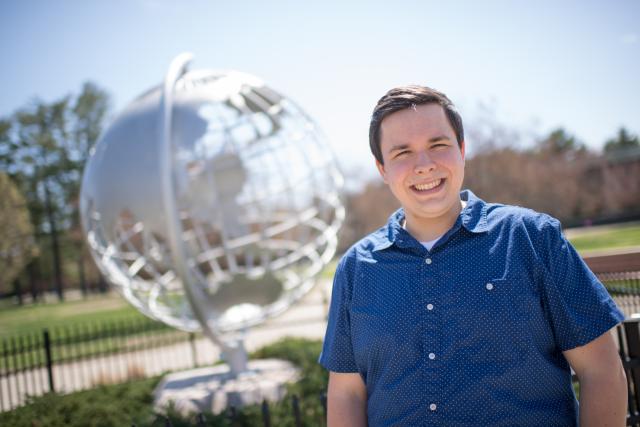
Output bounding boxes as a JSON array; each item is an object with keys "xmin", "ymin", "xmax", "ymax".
[{"xmin": 461, "ymin": 276, "xmax": 532, "ymax": 364}]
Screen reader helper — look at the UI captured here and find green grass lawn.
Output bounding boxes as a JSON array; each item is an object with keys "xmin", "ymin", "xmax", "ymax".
[
  {"xmin": 0, "ymin": 293, "xmax": 145, "ymax": 339},
  {"xmin": 566, "ymin": 222, "xmax": 640, "ymax": 253}
]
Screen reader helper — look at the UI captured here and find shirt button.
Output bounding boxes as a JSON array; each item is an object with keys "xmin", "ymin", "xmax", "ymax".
[
  {"xmin": 428, "ymin": 352, "xmax": 436, "ymax": 360},
  {"xmin": 486, "ymin": 283, "xmax": 494, "ymax": 290},
  {"xmin": 425, "ymin": 258, "xmax": 432, "ymax": 265},
  {"xmin": 429, "ymin": 403, "xmax": 437, "ymax": 411},
  {"xmin": 427, "ymin": 303, "xmax": 434, "ymax": 311}
]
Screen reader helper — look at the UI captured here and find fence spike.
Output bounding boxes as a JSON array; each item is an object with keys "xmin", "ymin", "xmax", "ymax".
[
  {"xmin": 228, "ymin": 405, "xmax": 237, "ymax": 423},
  {"xmin": 195, "ymin": 412, "xmax": 206, "ymax": 426},
  {"xmin": 320, "ymin": 391, "xmax": 327, "ymax": 417},
  {"xmin": 43, "ymin": 329, "xmax": 55, "ymax": 393},
  {"xmin": 262, "ymin": 399, "xmax": 271, "ymax": 427},
  {"xmin": 292, "ymin": 394, "xmax": 302, "ymax": 427}
]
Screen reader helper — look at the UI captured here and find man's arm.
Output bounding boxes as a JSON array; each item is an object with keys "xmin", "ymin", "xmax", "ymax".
[
  {"xmin": 327, "ymin": 371, "xmax": 367, "ymax": 427},
  {"xmin": 563, "ymin": 328, "xmax": 627, "ymax": 427}
]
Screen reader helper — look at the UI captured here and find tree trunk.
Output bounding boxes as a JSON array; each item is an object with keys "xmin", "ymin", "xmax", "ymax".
[
  {"xmin": 28, "ymin": 259, "xmax": 39, "ymax": 303},
  {"xmin": 13, "ymin": 277, "xmax": 23, "ymax": 305},
  {"xmin": 99, "ymin": 275, "xmax": 108, "ymax": 293},
  {"xmin": 44, "ymin": 182, "xmax": 64, "ymax": 301},
  {"xmin": 78, "ymin": 242, "xmax": 87, "ymax": 297}
]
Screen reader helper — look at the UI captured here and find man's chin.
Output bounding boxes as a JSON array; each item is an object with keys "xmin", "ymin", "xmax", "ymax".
[{"xmin": 411, "ymin": 200, "xmax": 462, "ymax": 222}]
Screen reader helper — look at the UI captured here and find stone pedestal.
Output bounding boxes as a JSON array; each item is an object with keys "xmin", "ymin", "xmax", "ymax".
[{"xmin": 153, "ymin": 359, "xmax": 299, "ymax": 415}]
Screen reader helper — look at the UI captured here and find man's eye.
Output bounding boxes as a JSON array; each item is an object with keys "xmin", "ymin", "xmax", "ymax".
[{"xmin": 394, "ymin": 151, "xmax": 409, "ymax": 158}]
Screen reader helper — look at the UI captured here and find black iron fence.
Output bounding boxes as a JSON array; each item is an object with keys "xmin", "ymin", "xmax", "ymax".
[
  {"xmin": 0, "ymin": 305, "xmax": 330, "ymax": 413},
  {"xmin": 140, "ymin": 394, "xmax": 328, "ymax": 427},
  {"xmin": 590, "ymin": 250, "xmax": 640, "ymax": 318},
  {"xmin": 617, "ymin": 318, "xmax": 640, "ymax": 427},
  {"xmin": 0, "ymin": 316, "xmax": 203, "ymax": 411},
  {"xmin": 601, "ymin": 272, "xmax": 640, "ymax": 295}
]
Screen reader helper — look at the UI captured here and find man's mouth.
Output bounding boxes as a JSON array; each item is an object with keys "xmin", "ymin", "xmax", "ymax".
[{"xmin": 412, "ymin": 179, "xmax": 443, "ymax": 192}]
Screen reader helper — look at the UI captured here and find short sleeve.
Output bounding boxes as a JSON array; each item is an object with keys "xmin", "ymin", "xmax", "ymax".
[
  {"xmin": 538, "ymin": 218, "xmax": 624, "ymax": 351},
  {"xmin": 318, "ymin": 253, "xmax": 359, "ymax": 372}
]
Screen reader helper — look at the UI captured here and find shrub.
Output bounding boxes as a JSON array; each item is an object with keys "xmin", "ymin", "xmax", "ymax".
[{"xmin": 0, "ymin": 377, "xmax": 158, "ymax": 427}]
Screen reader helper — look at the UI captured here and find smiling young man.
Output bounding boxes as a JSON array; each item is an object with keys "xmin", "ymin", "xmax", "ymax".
[{"xmin": 319, "ymin": 85, "xmax": 627, "ymax": 426}]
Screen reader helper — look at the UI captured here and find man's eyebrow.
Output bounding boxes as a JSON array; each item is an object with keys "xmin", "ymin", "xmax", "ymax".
[
  {"xmin": 388, "ymin": 144, "xmax": 410, "ymax": 154},
  {"xmin": 429, "ymin": 135, "xmax": 450, "ymax": 143},
  {"xmin": 388, "ymin": 136, "xmax": 451, "ymax": 153}
]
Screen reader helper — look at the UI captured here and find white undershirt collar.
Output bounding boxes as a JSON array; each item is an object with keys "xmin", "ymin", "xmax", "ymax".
[{"xmin": 401, "ymin": 200, "xmax": 467, "ymax": 250}]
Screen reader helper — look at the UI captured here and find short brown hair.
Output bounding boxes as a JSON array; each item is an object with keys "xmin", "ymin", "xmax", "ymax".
[{"xmin": 369, "ymin": 85, "xmax": 464, "ymax": 164}]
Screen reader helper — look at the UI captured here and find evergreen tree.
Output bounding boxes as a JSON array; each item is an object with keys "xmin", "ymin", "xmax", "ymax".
[{"xmin": 604, "ymin": 127, "xmax": 640, "ymax": 153}]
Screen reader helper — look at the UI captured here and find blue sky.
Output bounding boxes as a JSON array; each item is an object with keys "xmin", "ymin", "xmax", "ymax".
[{"xmin": 2, "ymin": 0, "xmax": 639, "ymax": 179}]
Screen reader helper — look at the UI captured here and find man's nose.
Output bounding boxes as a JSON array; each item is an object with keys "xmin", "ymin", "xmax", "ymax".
[{"xmin": 414, "ymin": 151, "xmax": 436, "ymax": 174}]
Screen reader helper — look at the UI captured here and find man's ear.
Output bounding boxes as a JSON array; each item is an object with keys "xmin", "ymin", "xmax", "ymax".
[
  {"xmin": 376, "ymin": 160, "xmax": 388, "ymax": 184},
  {"xmin": 460, "ymin": 140, "xmax": 466, "ymax": 163}
]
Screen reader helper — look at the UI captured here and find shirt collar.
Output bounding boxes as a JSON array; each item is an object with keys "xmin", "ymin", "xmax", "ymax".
[
  {"xmin": 371, "ymin": 189, "xmax": 489, "ymax": 252},
  {"xmin": 460, "ymin": 189, "xmax": 490, "ymax": 234}
]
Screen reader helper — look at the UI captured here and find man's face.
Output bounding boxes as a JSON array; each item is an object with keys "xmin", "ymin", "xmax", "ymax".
[{"xmin": 376, "ymin": 103, "xmax": 465, "ymax": 235}]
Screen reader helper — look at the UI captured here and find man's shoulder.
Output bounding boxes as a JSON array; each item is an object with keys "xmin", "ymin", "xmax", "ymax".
[
  {"xmin": 483, "ymin": 200, "xmax": 561, "ymax": 233},
  {"xmin": 342, "ymin": 224, "xmax": 391, "ymax": 260}
]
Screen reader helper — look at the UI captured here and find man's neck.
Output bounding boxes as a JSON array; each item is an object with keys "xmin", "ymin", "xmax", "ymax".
[{"xmin": 403, "ymin": 200, "xmax": 466, "ymax": 242}]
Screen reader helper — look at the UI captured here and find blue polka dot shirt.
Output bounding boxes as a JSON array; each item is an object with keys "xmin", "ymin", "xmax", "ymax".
[{"xmin": 319, "ymin": 190, "xmax": 624, "ymax": 426}]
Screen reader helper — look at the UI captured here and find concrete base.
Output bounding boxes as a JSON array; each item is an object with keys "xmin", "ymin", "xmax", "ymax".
[{"xmin": 153, "ymin": 359, "xmax": 299, "ymax": 415}]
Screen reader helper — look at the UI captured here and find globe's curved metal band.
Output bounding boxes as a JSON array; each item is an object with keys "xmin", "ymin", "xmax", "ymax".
[
  {"xmin": 158, "ymin": 53, "xmax": 245, "ymax": 370},
  {"xmin": 81, "ymin": 53, "xmax": 345, "ymax": 376}
]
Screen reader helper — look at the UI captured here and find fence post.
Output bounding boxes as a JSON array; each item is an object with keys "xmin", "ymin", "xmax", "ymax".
[
  {"xmin": 189, "ymin": 333, "xmax": 197, "ymax": 368},
  {"xmin": 195, "ymin": 413, "xmax": 206, "ymax": 426},
  {"xmin": 623, "ymin": 319, "xmax": 640, "ymax": 422},
  {"xmin": 320, "ymin": 392, "xmax": 327, "ymax": 417},
  {"xmin": 262, "ymin": 399, "xmax": 271, "ymax": 427},
  {"xmin": 227, "ymin": 405, "xmax": 238, "ymax": 426},
  {"xmin": 43, "ymin": 329, "xmax": 55, "ymax": 393},
  {"xmin": 292, "ymin": 394, "xmax": 302, "ymax": 427}
]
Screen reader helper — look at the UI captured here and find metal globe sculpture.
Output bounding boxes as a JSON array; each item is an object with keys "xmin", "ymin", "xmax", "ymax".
[{"xmin": 80, "ymin": 53, "xmax": 344, "ymax": 372}]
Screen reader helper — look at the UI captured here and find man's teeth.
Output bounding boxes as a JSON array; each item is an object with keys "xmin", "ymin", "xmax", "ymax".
[{"xmin": 414, "ymin": 179, "xmax": 442, "ymax": 191}]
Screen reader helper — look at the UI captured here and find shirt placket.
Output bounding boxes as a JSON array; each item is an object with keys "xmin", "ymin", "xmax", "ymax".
[{"xmin": 422, "ymin": 250, "xmax": 442, "ymax": 424}]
